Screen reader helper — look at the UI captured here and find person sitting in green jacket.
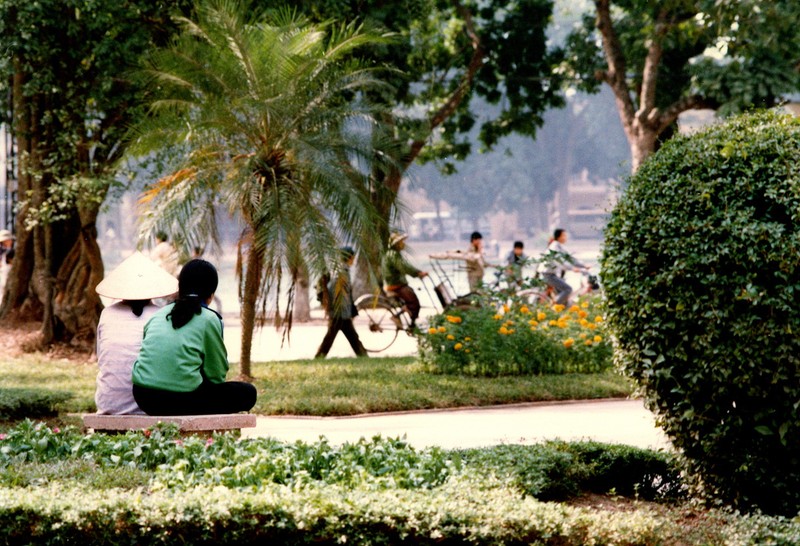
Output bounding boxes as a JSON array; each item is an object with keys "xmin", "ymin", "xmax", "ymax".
[
  {"xmin": 383, "ymin": 232, "xmax": 428, "ymax": 330},
  {"xmin": 132, "ymin": 259, "xmax": 257, "ymax": 415}
]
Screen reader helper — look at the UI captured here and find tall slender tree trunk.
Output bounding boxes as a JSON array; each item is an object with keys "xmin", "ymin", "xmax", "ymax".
[{"xmin": 238, "ymin": 241, "xmax": 264, "ymax": 380}]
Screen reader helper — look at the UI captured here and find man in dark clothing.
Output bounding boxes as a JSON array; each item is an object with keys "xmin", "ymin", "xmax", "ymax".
[{"xmin": 315, "ymin": 247, "xmax": 368, "ymax": 358}]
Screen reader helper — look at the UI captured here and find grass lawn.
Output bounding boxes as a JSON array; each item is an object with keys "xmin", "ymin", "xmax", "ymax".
[{"xmin": 0, "ymin": 354, "xmax": 632, "ymax": 416}]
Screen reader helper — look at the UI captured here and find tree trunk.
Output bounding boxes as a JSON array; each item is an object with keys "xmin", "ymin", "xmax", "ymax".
[
  {"xmin": 52, "ymin": 217, "xmax": 104, "ymax": 347},
  {"xmin": 293, "ymin": 264, "xmax": 311, "ymax": 322},
  {"xmin": 238, "ymin": 241, "xmax": 263, "ymax": 380},
  {"xmin": 1, "ymin": 65, "xmax": 39, "ymax": 322}
]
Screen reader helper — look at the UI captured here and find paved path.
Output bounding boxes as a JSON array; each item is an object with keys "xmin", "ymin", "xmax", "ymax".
[{"xmin": 241, "ymin": 399, "xmax": 671, "ymax": 451}]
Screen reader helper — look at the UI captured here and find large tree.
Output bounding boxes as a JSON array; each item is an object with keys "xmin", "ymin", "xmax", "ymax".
[
  {"xmin": 285, "ymin": 0, "xmax": 564, "ymax": 250},
  {"xmin": 129, "ymin": 1, "xmax": 398, "ymax": 378},
  {"xmin": 562, "ymin": 0, "xmax": 800, "ymax": 171},
  {"xmin": 0, "ymin": 0, "xmax": 191, "ymax": 346}
]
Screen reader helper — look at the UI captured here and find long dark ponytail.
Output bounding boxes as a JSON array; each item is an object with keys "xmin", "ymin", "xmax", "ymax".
[{"xmin": 167, "ymin": 259, "xmax": 219, "ymax": 329}]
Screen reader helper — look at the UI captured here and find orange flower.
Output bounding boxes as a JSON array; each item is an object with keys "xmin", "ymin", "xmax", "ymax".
[
  {"xmin": 454, "ymin": 343, "xmax": 463, "ymax": 351},
  {"xmin": 563, "ymin": 338, "xmax": 575, "ymax": 348},
  {"xmin": 446, "ymin": 334, "xmax": 455, "ymax": 340},
  {"xmin": 537, "ymin": 311, "xmax": 547, "ymax": 321},
  {"xmin": 594, "ymin": 335, "xmax": 603, "ymax": 343},
  {"xmin": 594, "ymin": 316, "xmax": 604, "ymax": 323},
  {"xmin": 438, "ymin": 326, "xmax": 447, "ymax": 333},
  {"xmin": 428, "ymin": 327, "xmax": 438, "ymax": 335},
  {"xmin": 446, "ymin": 315, "xmax": 462, "ymax": 324},
  {"xmin": 520, "ymin": 306, "xmax": 530, "ymax": 314}
]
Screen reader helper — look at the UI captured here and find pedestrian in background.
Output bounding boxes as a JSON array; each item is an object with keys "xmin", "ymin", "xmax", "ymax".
[{"xmin": 315, "ymin": 247, "xmax": 367, "ymax": 358}]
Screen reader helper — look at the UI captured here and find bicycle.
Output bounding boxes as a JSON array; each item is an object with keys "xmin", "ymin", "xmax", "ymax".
[
  {"xmin": 352, "ymin": 291, "xmax": 417, "ymax": 353},
  {"xmin": 352, "ymin": 271, "xmax": 477, "ymax": 353},
  {"xmin": 519, "ymin": 269, "xmax": 600, "ymax": 306}
]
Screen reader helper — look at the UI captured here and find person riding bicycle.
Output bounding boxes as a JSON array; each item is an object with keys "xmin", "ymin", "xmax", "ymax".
[
  {"xmin": 542, "ymin": 228, "xmax": 589, "ymax": 305},
  {"xmin": 382, "ymin": 232, "xmax": 428, "ymax": 331},
  {"xmin": 504, "ymin": 240, "xmax": 528, "ymax": 288}
]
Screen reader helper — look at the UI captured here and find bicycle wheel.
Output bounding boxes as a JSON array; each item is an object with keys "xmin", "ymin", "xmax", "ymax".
[{"xmin": 353, "ymin": 294, "xmax": 401, "ymax": 352}]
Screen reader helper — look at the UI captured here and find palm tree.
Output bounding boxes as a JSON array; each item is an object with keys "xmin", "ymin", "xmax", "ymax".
[{"xmin": 128, "ymin": 0, "xmax": 398, "ymax": 378}]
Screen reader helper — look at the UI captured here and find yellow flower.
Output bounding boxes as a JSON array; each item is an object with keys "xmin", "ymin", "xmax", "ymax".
[
  {"xmin": 438, "ymin": 326, "xmax": 447, "ymax": 333},
  {"xmin": 530, "ymin": 326, "xmax": 538, "ymax": 331},
  {"xmin": 445, "ymin": 315, "xmax": 462, "ymax": 324},
  {"xmin": 446, "ymin": 334, "xmax": 455, "ymax": 340},
  {"xmin": 508, "ymin": 329, "xmax": 515, "ymax": 334},
  {"xmin": 464, "ymin": 337, "xmax": 472, "ymax": 342},
  {"xmin": 454, "ymin": 343, "xmax": 463, "ymax": 351},
  {"xmin": 552, "ymin": 304, "xmax": 565, "ymax": 313},
  {"xmin": 579, "ymin": 319, "xmax": 590, "ymax": 327},
  {"xmin": 465, "ymin": 349, "xmax": 471, "ymax": 353},
  {"xmin": 581, "ymin": 301, "xmax": 590, "ymax": 308},
  {"xmin": 563, "ymin": 338, "xmax": 575, "ymax": 348},
  {"xmin": 587, "ymin": 324, "xmax": 597, "ymax": 330},
  {"xmin": 579, "ymin": 333, "xmax": 587, "ymax": 339},
  {"xmin": 549, "ymin": 320, "xmax": 558, "ymax": 326},
  {"xmin": 569, "ymin": 305, "xmax": 581, "ymax": 313},
  {"xmin": 537, "ymin": 311, "xmax": 547, "ymax": 321},
  {"xmin": 584, "ymin": 339, "xmax": 593, "ymax": 346},
  {"xmin": 428, "ymin": 327, "xmax": 438, "ymax": 335},
  {"xmin": 499, "ymin": 326, "xmax": 510, "ymax": 335},
  {"xmin": 594, "ymin": 335, "xmax": 603, "ymax": 343},
  {"xmin": 503, "ymin": 304, "xmax": 510, "ymax": 313},
  {"xmin": 557, "ymin": 321, "xmax": 568, "ymax": 329},
  {"xmin": 594, "ymin": 316, "xmax": 604, "ymax": 323},
  {"xmin": 520, "ymin": 306, "xmax": 530, "ymax": 314},
  {"xmin": 528, "ymin": 320, "xmax": 539, "ymax": 327},
  {"xmin": 493, "ymin": 314, "xmax": 503, "ymax": 320}
]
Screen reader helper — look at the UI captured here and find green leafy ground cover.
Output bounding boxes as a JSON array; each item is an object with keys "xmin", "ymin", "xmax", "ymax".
[{"xmin": 0, "ymin": 421, "xmax": 798, "ymax": 545}]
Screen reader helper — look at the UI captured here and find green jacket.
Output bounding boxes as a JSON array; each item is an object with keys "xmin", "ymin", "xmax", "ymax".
[
  {"xmin": 383, "ymin": 248, "xmax": 421, "ymax": 287},
  {"xmin": 132, "ymin": 304, "xmax": 228, "ymax": 392}
]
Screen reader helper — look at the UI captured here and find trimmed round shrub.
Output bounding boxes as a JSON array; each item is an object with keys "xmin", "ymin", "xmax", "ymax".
[{"xmin": 602, "ymin": 111, "xmax": 800, "ymax": 515}]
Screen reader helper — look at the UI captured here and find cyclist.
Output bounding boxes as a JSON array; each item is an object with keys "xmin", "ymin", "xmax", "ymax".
[
  {"xmin": 542, "ymin": 228, "xmax": 589, "ymax": 305},
  {"xmin": 383, "ymin": 232, "xmax": 428, "ymax": 331},
  {"xmin": 504, "ymin": 240, "xmax": 528, "ymax": 288}
]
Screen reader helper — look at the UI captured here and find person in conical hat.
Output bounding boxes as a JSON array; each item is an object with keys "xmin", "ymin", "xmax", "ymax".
[
  {"xmin": 94, "ymin": 252, "xmax": 178, "ymax": 415},
  {"xmin": 383, "ymin": 231, "xmax": 428, "ymax": 331}
]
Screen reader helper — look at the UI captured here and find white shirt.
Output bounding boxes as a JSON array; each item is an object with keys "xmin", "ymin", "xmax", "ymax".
[
  {"xmin": 95, "ymin": 301, "xmax": 159, "ymax": 415},
  {"xmin": 543, "ymin": 240, "xmax": 587, "ymax": 276}
]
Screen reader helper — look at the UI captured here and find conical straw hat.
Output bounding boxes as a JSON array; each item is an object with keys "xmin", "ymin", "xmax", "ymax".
[{"xmin": 95, "ymin": 251, "xmax": 179, "ymax": 300}]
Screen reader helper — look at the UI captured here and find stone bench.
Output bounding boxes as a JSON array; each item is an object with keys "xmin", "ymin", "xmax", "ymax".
[{"xmin": 82, "ymin": 413, "xmax": 257, "ymax": 435}]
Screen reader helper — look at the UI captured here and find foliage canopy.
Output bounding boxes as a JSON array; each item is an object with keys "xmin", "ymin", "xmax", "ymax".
[{"xmin": 602, "ymin": 110, "xmax": 800, "ymax": 515}]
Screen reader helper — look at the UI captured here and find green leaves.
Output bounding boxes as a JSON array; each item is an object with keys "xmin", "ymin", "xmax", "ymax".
[{"xmin": 602, "ymin": 110, "xmax": 800, "ymax": 515}]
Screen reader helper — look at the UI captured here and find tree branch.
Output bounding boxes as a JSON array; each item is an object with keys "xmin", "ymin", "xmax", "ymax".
[
  {"xmin": 637, "ymin": 10, "xmax": 670, "ymax": 123},
  {"xmin": 404, "ymin": 1, "xmax": 485, "ymax": 169},
  {"xmin": 654, "ymin": 94, "xmax": 720, "ymax": 134},
  {"xmin": 594, "ymin": 0, "xmax": 635, "ymax": 127}
]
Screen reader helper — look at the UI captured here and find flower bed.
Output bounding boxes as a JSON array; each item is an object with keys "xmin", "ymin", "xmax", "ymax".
[{"xmin": 418, "ymin": 297, "xmax": 612, "ymax": 376}]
